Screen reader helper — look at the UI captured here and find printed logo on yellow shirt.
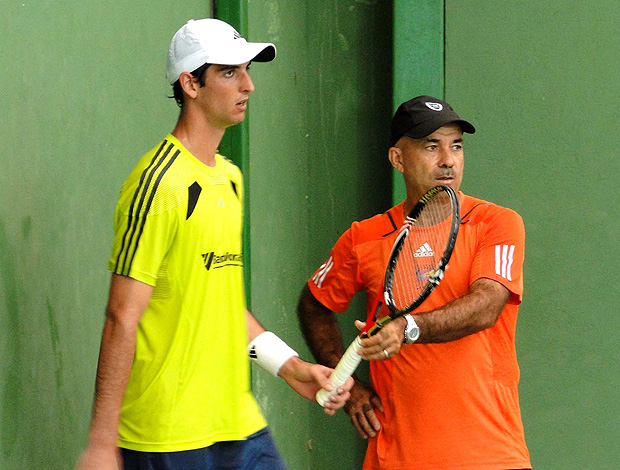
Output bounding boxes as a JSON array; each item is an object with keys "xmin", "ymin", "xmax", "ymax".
[{"xmin": 201, "ymin": 251, "xmax": 243, "ymax": 270}]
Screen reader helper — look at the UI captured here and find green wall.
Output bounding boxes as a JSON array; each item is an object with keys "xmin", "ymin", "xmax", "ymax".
[
  {"xmin": 245, "ymin": 2, "xmax": 392, "ymax": 469},
  {"xmin": 6, "ymin": 1, "xmax": 615, "ymax": 470},
  {"xmin": 392, "ymin": 0, "xmax": 620, "ymax": 468},
  {"xmin": 0, "ymin": 2, "xmax": 210, "ymax": 468},
  {"xmin": 445, "ymin": 2, "xmax": 620, "ymax": 468}
]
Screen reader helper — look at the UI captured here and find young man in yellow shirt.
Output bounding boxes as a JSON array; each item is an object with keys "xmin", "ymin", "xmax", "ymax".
[{"xmin": 77, "ymin": 18, "xmax": 352, "ymax": 470}]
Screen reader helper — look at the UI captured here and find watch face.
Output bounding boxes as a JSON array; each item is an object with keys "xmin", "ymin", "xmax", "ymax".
[
  {"xmin": 407, "ymin": 328, "xmax": 419, "ymax": 341},
  {"xmin": 405, "ymin": 317, "xmax": 420, "ymax": 343}
]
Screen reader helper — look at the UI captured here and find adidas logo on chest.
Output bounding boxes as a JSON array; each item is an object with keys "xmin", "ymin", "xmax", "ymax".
[{"xmin": 414, "ymin": 242, "xmax": 435, "ymax": 257}]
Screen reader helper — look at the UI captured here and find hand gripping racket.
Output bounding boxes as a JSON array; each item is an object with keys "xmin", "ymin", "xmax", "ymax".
[{"xmin": 316, "ymin": 185, "xmax": 460, "ymax": 406}]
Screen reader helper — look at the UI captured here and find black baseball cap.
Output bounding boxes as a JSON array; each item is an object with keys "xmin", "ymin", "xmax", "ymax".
[{"xmin": 390, "ymin": 95, "xmax": 476, "ymax": 146}]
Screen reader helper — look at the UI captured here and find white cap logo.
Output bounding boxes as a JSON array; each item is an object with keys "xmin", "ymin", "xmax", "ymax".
[{"xmin": 425, "ymin": 102, "xmax": 443, "ymax": 111}]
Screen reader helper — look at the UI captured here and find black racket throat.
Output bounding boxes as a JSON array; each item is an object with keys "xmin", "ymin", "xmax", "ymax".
[{"xmin": 363, "ymin": 312, "xmax": 395, "ymax": 337}]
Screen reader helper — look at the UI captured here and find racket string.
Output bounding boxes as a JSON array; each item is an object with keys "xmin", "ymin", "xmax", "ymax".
[{"xmin": 392, "ymin": 192, "xmax": 453, "ymax": 311}]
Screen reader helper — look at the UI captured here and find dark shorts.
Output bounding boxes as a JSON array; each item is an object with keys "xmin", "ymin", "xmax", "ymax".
[{"xmin": 121, "ymin": 428, "xmax": 286, "ymax": 470}]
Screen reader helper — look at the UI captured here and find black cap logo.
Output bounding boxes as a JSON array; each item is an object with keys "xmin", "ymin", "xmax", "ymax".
[{"xmin": 425, "ymin": 102, "xmax": 443, "ymax": 111}]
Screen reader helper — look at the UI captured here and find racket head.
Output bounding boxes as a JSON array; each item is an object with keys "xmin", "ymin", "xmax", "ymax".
[{"xmin": 383, "ymin": 185, "xmax": 460, "ymax": 316}]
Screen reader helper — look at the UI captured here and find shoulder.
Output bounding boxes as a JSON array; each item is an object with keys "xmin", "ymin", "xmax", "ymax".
[
  {"xmin": 348, "ymin": 205, "xmax": 402, "ymax": 245},
  {"xmin": 461, "ymin": 195, "xmax": 525, "ymax": 238},
  {"xmin": 460, "ymin": 193, "xmax": 523, "ymax": 227},
  {"xmin": 116, "ymin": 137, "xmax": 189, "ymax": 216},
  {"xmin": 215, "ymin": 154, "xmax": 243, "ymax": 183}
]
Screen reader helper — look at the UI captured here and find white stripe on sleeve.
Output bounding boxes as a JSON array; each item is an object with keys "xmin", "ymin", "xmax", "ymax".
[{"xmin": 495, "ymin": 244, "xmax": 515, "ymax": 281}]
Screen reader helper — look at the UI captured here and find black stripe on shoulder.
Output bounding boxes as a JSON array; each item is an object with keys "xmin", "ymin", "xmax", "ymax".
[
  {"xmin": 382, "ymin": 211, "xmax": 398, "ymax": 237},
  {"xmin": 118, "ymin": 142, "xmax": 175, "ymax": 275},
  {"xmin": 114, "ymin": 140, "xmax": 168, "ymax": 274},
  {"xmin": 125, "ymin": 149, "xmax": 180, "ymax": 273},
  {"xmin": 460, "ymin": 203, "xmax": 491, "ymax": 225}
]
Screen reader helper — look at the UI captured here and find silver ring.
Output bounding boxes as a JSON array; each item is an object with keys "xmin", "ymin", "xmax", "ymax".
[{"xmin": 383, "ymin": 349, "xmax": 389, "ymax": 358}]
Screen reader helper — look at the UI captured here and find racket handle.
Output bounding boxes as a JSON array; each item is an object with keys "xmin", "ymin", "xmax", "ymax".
[{"xmin": 316, "ymin": 336, "xmax": 363, "ymax": 407}]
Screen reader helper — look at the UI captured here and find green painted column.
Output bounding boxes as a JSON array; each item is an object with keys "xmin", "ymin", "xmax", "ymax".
[
  {"xmin": 392, "ymin": 0, "xmax": 444, "ymax": 204},
  {"xmin": 213, "ymin": 0, "xmax": 254, "ymax": 303}
]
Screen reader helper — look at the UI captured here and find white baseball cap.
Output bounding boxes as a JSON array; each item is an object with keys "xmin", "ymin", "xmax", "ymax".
[{"xmin": 166, "ymin": 18, "xmax": 276, "ymax": 84}]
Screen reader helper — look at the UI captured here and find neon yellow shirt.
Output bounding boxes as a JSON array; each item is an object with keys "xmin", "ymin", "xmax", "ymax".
[{"xmin": 109, "ymin": 134, "xmax": 266, "ymax": 452}]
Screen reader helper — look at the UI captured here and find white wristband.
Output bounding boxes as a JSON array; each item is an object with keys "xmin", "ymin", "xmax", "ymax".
[{"xmin": 248, "ymin": 331, "xmax": 299, "ymax": 377}]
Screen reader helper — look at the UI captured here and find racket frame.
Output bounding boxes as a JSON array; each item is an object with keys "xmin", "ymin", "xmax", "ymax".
[{"xmin": 378, "ymin": 185, "xmax": 460, "ymax": 331}]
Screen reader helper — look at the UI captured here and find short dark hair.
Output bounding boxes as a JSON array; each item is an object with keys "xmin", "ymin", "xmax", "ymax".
[{"xmin": 171, "ymin": 63, "xmax": 211, "ymax": 107}]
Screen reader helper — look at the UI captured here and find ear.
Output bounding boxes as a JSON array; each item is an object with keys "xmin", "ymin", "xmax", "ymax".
[
  {"xmin": 178, "ymin": 71, "xmax": 199, "ymax": 100},
  {"xmin": 388, "ymin": 146, "xmax": 404, "ymax": 173}
]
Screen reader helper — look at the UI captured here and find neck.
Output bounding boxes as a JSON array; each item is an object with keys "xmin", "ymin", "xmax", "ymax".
[
  {"xmin": 402, "ymin": 193, "xmax": 422, "ymax": 216},
  {"xmin": 171, "ymin": 108, "xmax": 227, "ymax": 167},
  {"xmin": 403, "ymin": 188, "xmax": 462, "ymax": 216}
]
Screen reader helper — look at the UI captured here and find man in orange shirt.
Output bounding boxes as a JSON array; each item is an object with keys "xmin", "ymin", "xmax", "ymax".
[{"xmin": 297, "ymin": 96, "xmax": 532, "ymax": 470}]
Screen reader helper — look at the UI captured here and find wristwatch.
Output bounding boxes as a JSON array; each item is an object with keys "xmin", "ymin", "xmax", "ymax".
[{"xmin": 403, "ymin": 314, "xmax": 420, "ymax": 344}]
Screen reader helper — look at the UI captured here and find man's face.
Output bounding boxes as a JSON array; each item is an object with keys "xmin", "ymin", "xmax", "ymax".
[
  {"xmin": 391, "ymin": 124, "xmax": 465, "ymax": 201},
  {"xmin": 196, "ymin": 61, "xmax": 255, "ymax": 128}
]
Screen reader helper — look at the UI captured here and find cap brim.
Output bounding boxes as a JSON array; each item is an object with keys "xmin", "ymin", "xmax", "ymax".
[
  {"xmin": 250, "ymin": 44, "xmax": 276, "ymax": 62},
  {"xmin": 457, "ymin": 120, "xmax": 476, "ymax": 134},
  {"xmin": 208, "ymin": 42, "xmax": 276, "ymax": 65}
]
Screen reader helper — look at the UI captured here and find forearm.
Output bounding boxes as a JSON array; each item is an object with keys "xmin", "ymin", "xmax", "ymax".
[
  {"xmin": 296, "ymin": 284, "xmax": 345, "ymax": 368},
  {"xmin": 415, "ymin": 278, "xmax": 510, "ymax": 343},
  {"xmin": 86, "ymin": 274, "xmax": 150, "ymax": 449},
  {"xmin": 245, "ymin": 309, "xmax": 266, "ymax": 342},
  {"xmin": 87, "ymin": 315, "xmax": 138, "ymax": 448}
]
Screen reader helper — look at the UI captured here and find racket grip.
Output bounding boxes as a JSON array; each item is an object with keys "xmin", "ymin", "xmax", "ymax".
[{"xmin": 316, "ymin": 336, "xmax": 363, "ymax": 407}]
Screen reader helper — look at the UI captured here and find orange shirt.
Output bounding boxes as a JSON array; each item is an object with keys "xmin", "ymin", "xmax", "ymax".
[{"xmin": 309, "ymin": 193, "xmax": 531, "ymax": 470}]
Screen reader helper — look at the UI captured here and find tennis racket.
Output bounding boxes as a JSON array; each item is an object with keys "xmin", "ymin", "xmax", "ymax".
[{"xmin": 316, "ymin": 185, "xmax": 460, "ymax": 406}]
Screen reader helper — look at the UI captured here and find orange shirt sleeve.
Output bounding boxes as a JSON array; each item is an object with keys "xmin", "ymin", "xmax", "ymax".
[
  {"xmin": 308, "ymin": 227, "xmax": 364, "ymax": 313},
  {"xmin": 469, "ymin": 206, "xmax": 525, "ymax": 302}
]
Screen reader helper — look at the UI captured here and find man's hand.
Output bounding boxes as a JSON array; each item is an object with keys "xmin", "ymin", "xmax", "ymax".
[
  {"xmin": 345, "ymin": 380, "xmax": 383, "ymax": 439},
  {"xmin": 355, "ymin": 319, "xmax": 406, "ymax": 361},
  {"xmin": 278, "ymin": 356, "xmax": 353, "ymax": 415},
  {"xmin": 75, "ymin": 443, "xmax": 122, "ymax": 470}
]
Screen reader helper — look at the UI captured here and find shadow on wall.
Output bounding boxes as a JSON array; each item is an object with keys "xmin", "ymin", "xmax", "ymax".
[
  {"xmin": 0, "ymin": 218, "xmax": 22, "ymax": 459},
  {"xmin": 0, "ymin": 217, "xmax": 76, "ymax": 467}
]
